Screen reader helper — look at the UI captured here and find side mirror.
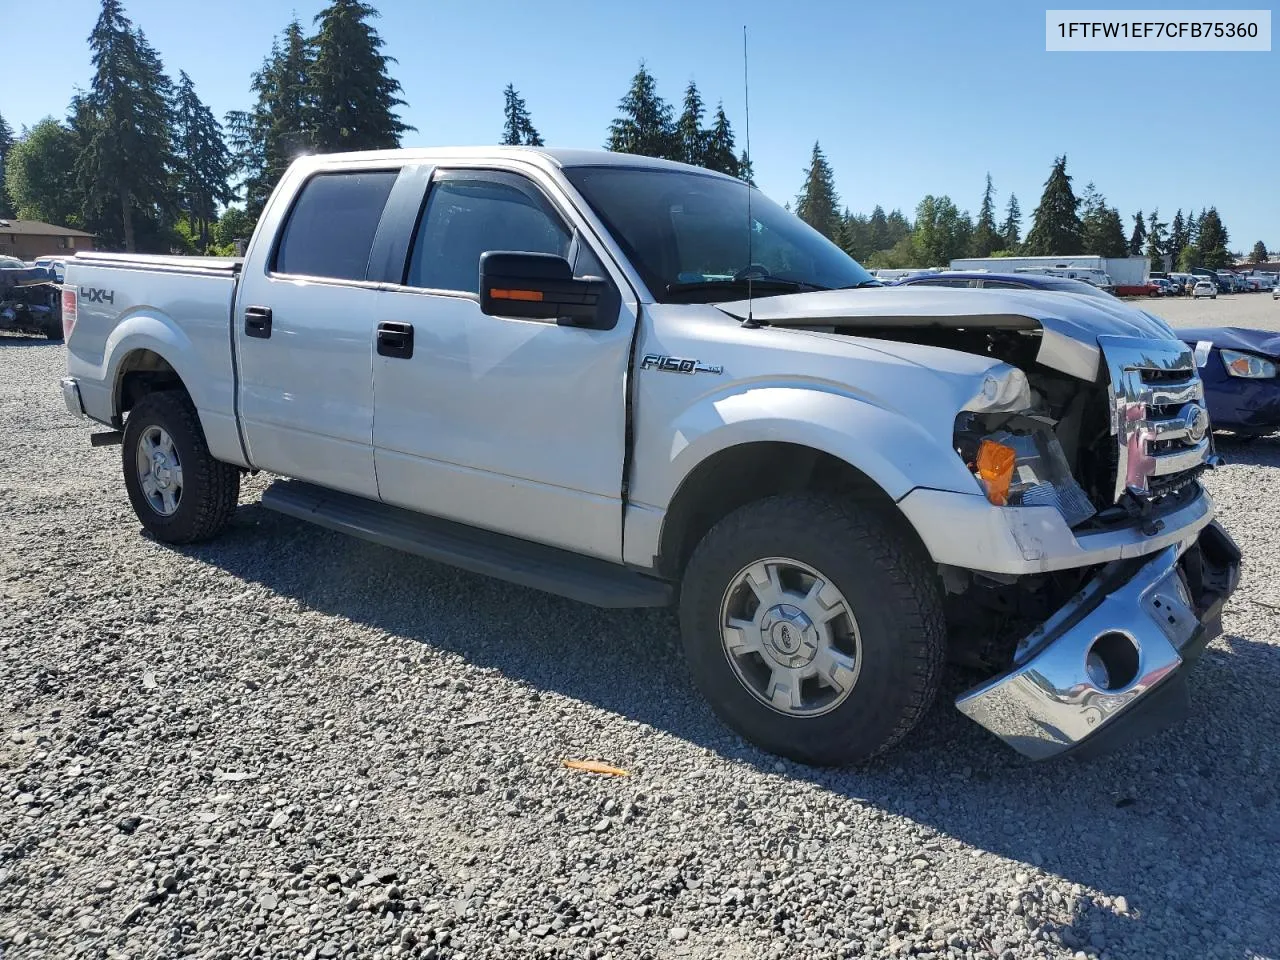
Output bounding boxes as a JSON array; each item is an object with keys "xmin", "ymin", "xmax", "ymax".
[{"xmin": 479, "ymin": 252, "xmax": 608, "ymax": 328}]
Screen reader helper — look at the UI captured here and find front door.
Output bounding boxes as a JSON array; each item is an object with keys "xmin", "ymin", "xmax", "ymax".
[
  {"xmin": 372, "ymin": 168, "xmax": 637, "ymax": 560},
  {"xmin": 234, "ymin": 167, "xmax": 399, "ymax": 498}
]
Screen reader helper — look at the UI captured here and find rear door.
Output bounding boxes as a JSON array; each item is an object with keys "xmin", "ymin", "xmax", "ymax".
[
  {"xmin": 370, "ymin": 167, "xmax": 637, "ymax": 560},
  {"xmin": 234, "ymin": 166, "xmax": 399, "ymax": 498}
]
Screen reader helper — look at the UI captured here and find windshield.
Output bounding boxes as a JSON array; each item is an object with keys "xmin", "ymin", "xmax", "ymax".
[{"xmin": 564, "ymin": 166, "xmax": 875, "ymax": 302}]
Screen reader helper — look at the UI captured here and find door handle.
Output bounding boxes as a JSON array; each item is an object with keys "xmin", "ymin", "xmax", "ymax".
[
  {"xmin": 377, "ymin": 321, "xmax": 414, "ymax": 359},
  {"xmin": 244, "ymin": 306, "xmax": 272, "ymax": 339}
]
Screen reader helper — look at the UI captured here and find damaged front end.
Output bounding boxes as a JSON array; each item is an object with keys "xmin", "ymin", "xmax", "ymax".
[
  {"xmin": 956, "ymin": 522, "xmax": 1239, "ymax": 760},
  {"xmin": 945, "ymin": 334, "xmax": 1240, "ymax": 759},
  {"xmin": 719, "ymin": 287, "xmax": 1243, "ymax": 758}
]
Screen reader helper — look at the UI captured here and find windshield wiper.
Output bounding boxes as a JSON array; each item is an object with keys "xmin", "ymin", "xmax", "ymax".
[{"xmin": 832, "ymin": 280, "xmax": 884, "ymax": 290}]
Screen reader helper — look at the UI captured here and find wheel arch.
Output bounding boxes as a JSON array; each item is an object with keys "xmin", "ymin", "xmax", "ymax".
[
  {"xmin": 114, "ymin": 347, "xmax": 187, "ymax": 419},
  {"xmin": 655, "ymin": 441, "xmax": 930, "ymax": 580}
]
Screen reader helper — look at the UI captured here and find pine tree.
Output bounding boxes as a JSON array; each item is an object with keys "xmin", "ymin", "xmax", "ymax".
[
  {"xmin": 737, "ymin": 149, "xmax": 754, "ymax": 186},
  {"xmin": 1168, "ymin": 209, "xmax": 1188, "ymax": 266},
  {"xmin": 674, "ymin": 81, "xmax": 706, "ymax": 166},
  {"xmin": 1080, "ymin": 184, "xmax": 1127, "ymax": 258},
  {"xmin": 0, "ymin": 112, "xmax": 14, "ymax": 218},
  {"xmin": 310, "ymin": 0, "xmax": 410, "ymax": 153},
  {"xmin": 77, "ymin": 0, "xmax": 177, "ymax": 251},
  {"xmin": 1000, "ymin": 194, "xmax": 1022, "ymax": 250},
  {"xmin": 501, "ymin": 84, "xmax": 543, "ymax": 146},
  {"xmin": 1024, "ymin": 156, "xmax": 1083, "ymax": 256},
  {"xmin": 1197, "ymin": 208, "xmax": 1231, "ymax": 268},
  {"xmin": 226, "ymin": 19, "xmax": 315, "ymax": 218},
  {"xmin": 701, "ymin": 103, "xmax": 739, "ymax": 177},
  {"xmin": 868, "ymin": 205, "xmax": 890, "ymax": 252},
  {"xmin": 844, "ymin": 212, "xmax": 871, "ymax": 261},
  {"xmin": 794, "ymin": 142, "xmax": 840, "ymax": 239},
  {"xmin": 969, "ymin": 173, "xmax": 1000, "ymax": 257},
  {"xmin": 1128, "ymin": 212, "xmax": 1146, "ymax": 257},
  {"xmin": 886, "ymin": 208, "xmax": 912, "ymax": 247},
  {"xmin": 172, "ymin": 71, "xmax": 234, "ymax": 250},
  {"xmin": 1145, "ymin": 208, "xmax": 1167, "ymax": 266},
  {"xmin": 1250, "ymin": 241, "xmax": 1269, "ymax": 264},
  {"xmin": 606, "ymin": 63, "xmax": 675, "ymax": 159}
]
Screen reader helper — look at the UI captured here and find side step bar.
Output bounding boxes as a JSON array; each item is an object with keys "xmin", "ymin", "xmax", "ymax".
[{"xmin": 259, "ymin": 480, "xmax": 674, "ymax": 610}]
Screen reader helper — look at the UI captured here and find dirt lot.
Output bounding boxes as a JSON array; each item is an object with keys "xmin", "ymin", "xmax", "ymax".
[{"xmin": 2, "ymin": 330, "xmax": 1279, "ymax": 960}]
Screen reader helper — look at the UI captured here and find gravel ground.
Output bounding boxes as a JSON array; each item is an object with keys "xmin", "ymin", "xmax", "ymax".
[
  {"xmin": 1134, "ymin": 292, "xmax": 1280, "ymax": 332},
  {"xmin": 2, "ymin": 335, "xmax": 1279, "ymax": 960}
]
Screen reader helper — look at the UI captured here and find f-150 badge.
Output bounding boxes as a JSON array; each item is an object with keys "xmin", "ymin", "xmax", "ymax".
[{"xmin": 640, "ymin": 354, "xmax": 723, "ymax": 375}]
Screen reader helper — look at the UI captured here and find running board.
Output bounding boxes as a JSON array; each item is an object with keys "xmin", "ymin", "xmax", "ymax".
[{"xmin": 259, "ymin": 480, "xmax": 674, "ymax": 609}]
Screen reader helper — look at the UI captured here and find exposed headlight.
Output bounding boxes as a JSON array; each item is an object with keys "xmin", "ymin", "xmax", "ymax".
[
  {"xmin": 1220, "ymin": 349, "xmax": 1277, "ymax": 379},
  {"xmin": 962, "ymin": 365, "xmax": 1032, "ymax": 413},
  {"xmin": 955, "ymin": 413, "xmax": 1097, "ymax": 527}
]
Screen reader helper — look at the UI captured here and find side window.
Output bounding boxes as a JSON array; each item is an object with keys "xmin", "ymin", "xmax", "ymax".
[
  {"xmin": 981, "ymin": 280, "xmax": 1026, "ymax": 289},
  {"xmin": 274, "ymin": 170, "xmax": 398, "ymax": 281},
  {"xmin": 917, "ymin": 278, "xmax": 970, "ymax": 288},
  {"xmin": 407, "ymin": 175, "xmax": 571, "ymax": 294}
]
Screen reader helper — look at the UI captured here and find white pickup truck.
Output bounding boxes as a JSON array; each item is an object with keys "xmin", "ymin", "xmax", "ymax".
[{"xmin": 61, "ymin": 147, "xmax": 1240, "ymax": 764}]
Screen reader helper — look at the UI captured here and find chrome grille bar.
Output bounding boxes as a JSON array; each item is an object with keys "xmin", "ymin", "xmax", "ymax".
[{"xmin": 1099, "ymin": 336, "xmax": 1211, "ymax": 502}]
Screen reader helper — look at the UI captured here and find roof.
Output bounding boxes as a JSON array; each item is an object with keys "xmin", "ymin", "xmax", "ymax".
[
  {"xmin": 292, "ymin": 146, "xmax": 739, "ymax": 180},
  {"xmin": 0, "ymin": 219, "xmax": 96, "ymax": 238}
]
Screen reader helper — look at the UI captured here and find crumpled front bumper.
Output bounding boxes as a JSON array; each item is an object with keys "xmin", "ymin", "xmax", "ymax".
[{"xmin": 956, "ymin": 522, "xmax": 1241, "ymax": 760}]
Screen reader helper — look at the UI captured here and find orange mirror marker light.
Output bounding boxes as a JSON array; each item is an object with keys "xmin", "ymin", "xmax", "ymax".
[
  {"xmin": 976, "ymin": 439, "xmax": 1016, "ymax": 506},
  {"xmin": 489, "ymin": 288, "xmax": 544, "ymax": 302}
]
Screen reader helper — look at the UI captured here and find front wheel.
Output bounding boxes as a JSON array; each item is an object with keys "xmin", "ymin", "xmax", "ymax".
[
  {"xmin": 122, "ymin": 391, "xmax": 240, "ymax": 544},
  {"xmin": 678, "ymin": 494, "xmax": 946, "ymax": 765}
]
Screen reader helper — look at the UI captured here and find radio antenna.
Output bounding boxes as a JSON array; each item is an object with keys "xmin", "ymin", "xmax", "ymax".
[{"xmin": 742, "ymin": 24, "xmax": 756, "ymax": 327}]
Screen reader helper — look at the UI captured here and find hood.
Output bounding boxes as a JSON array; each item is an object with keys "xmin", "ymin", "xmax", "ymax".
[
  {"xmin": 716, "ymin": 286, "xmax": 1180, "ymax": 381},
  {"xmin": 1175, "ymin": 325, "xmax": 1280, "ymax": 357}
]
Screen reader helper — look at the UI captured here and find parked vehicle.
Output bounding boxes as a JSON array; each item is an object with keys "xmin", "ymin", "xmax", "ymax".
[
  {"xmin": 1179, "ymin": 327, "xmax": 1280, "ymax": 434},
  {"xmin": 31, "ymin": 256, "xmax": 67, "ymax": 284},
  {"xmin": 1193, "ymin": 280, "xmax": 1218, "ymax": 299},
  {"xmin": 0, "ymin": 262, "xmax": 62, "ymax": 339},
  {"xmin": 1011, "ymin": 265, "xmax": 1113, "ymax": 291},
  {"xmin": 892, "ymin": 270, "xmax": 1118, "ymax": 301},
  {"xmin": 60, "ymin": 148, "xmax": 1239, "ymax": 765}
]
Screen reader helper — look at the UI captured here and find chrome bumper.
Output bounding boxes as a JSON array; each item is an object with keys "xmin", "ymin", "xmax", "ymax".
[
  {"xmin": 956, "ymin": 522, "xmax": 1241, "ymax": 760},
  {"xmin": 60, "ymin": 377, "xmax": 85, "ymax": 419}
]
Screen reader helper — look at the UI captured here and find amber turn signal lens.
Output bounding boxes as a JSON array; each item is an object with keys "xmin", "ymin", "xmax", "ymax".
[
  {"xmin": 489, "ymin": 288, "xmax": 544, "ymax": 302},
  {"xmin": 976, "ymin": 439, "xmax": 1017, "ymax": 506}
]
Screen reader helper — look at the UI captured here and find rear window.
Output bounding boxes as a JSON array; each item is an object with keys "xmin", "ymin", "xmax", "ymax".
[{"xmin": 274, "ymin": 171, "xmax": 398, "ymax": 281}]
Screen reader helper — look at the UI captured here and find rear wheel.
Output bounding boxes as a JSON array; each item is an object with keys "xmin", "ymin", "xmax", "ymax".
[
  {"xmin": 678, "ymin": 494, "xmax": 946, "ymax": 765},
  {"xmin": 121, "ymin": 391, "xmax": 240, "ymax": 543}
]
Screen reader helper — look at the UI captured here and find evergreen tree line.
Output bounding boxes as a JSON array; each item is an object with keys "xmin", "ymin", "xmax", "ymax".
[
  {"xmin": 598, "ymin": 63, "xmax": 752, "ymax": 181},
  {"xmin": 0, "ymin": 3, "xmax": 1262, "ymax": 268},
  {"xmin": 1, "ymin": 0, "xmax": 408, "ymax": 253},
  {"xmin": 788, "ymin": 148, "xmax": 1245, "ymax": 272}
]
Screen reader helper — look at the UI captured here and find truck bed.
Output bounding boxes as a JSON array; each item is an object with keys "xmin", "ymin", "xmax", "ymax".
[{"xmin": 71, "ymin": 251, "xmax": 243, "ymax": 277}]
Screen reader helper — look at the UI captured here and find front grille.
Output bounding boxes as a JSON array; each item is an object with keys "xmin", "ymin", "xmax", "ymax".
[{"xmin": 1099, "ymin": 336, "xmax": 1210, "ymax": 502}]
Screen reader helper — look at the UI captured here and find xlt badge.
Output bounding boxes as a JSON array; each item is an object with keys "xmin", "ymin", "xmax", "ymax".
[{"xmin": 640, "ymin": 354, "xmax": 723, "ymax": 375}]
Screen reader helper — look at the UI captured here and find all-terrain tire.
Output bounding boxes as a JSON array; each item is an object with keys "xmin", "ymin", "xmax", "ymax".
[
  {"xmin": 122, "ymin": 390, "xmax": 240, "ymax": 544},
  {"xmin": 678, "ymin": 494, "xmax": 946, "ymax": 765}
]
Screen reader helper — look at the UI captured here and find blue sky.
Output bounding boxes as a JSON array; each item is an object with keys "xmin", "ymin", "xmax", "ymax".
[{"xmin": 5, "ymin": 0, "xmax": 1277, "ymax": 250}]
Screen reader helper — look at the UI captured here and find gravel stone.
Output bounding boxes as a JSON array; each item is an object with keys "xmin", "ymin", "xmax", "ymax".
[{"xmin": 2, "ymin": 333, "xmax": 1278, "ymax": 959}]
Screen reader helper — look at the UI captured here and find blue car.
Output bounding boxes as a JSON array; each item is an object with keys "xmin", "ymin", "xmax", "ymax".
[
  {"xmin": 895, "ymin": 272, "xmax": 1280, "ymax": 436},
  {"xmin": 891, "ymin": 270, "xmax": 1118, "ymax": 300},
  {"xmin": 1177, "ymin": 327, "xmax": 1280, "ymax": 436}
]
